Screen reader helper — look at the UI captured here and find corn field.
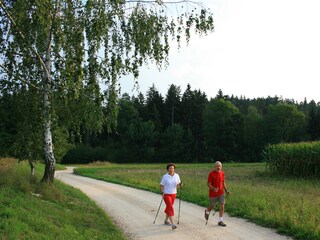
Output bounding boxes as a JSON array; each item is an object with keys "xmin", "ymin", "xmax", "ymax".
[{"xmin": 263, "ymin": 141, "xmax": 320, "ymax": 178}]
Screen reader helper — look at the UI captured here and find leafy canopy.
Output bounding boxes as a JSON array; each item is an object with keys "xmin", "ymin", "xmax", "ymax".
[{"xmin": 0, "ymin": 0, "xmax": 214, "ymax": 132}]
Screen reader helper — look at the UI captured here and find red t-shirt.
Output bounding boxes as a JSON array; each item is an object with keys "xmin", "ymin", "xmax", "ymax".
[{"xmin": 207, "ymin": 170, "xmax": 225, "ymax": 198}]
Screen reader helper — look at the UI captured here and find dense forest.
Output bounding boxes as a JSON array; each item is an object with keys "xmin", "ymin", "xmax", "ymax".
[{"xmin": 1, "ymin": 83, "xmax": 319, "ymax": 163}]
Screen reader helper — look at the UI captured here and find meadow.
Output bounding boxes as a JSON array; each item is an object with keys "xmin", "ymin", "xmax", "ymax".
[
  {"xmin": 0, "ymin": 158, "xmax": 126, "ymax": 240},
  {"xmin": 75, "ymin": 162, "xmax": 320, "ymax": 240}
]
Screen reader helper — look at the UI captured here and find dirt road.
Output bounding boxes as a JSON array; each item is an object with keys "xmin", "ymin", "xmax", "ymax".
[{"xmin": 55, "ymin": 167, "xmax": 292, "ymax": 240}]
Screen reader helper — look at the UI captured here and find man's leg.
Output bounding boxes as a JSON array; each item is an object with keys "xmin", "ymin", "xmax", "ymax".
[
  {"xmin": 219, "ymin": 203, "xmax": 224, "ymax": 218},
  {"xmin": 218, "ymin": 200, "xmax": 226, "ymax": 226},
  {"xmin": 205, "ymin": 198, "xmax": 216, "ymax": 220}
]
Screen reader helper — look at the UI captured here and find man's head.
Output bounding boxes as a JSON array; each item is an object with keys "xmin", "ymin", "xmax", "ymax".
[{"xmin": 214, "ymin": 161, "xmax": 222, "ymax": 172}]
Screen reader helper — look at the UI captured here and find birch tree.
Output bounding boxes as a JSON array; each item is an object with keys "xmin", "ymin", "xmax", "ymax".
[{"xmin": 0, "ymin": 0, "xmax": 213, "ymax": 183}]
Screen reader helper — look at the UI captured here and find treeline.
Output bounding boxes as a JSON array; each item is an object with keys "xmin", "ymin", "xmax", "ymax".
[
  {"xmin": 1, "ymin": 83, "xmax": 320, "ymax": 163},
  {"xmin": 64, "ymin": 84, "xmax": 320, "ymax": 163}
]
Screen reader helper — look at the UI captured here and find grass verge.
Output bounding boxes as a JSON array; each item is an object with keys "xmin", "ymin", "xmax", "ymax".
[
  {"xmin": 0, "ymin": 158, "xmax": 126, "ymax": 240},
  {"xmin": 75, "ymin": 162, "xmax": 320, "ymax": 240}
]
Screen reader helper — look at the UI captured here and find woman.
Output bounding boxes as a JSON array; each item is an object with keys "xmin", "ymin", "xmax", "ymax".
[{"xmin": 160, "ymin": 163, "xmax": 181, "ymax": 230}]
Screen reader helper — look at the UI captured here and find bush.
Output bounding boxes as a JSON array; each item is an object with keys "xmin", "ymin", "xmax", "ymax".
[{"xmin": 61, "ymin": 145, "xmax": 111, "ymax": 164}]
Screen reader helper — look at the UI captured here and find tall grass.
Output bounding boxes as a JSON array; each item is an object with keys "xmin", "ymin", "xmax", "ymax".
[
  {"xmin": 263, "ymin": 141, "xmax": 320, "ymax": 178},
  {"xmin": 75, "ymin": 162, "xmax": 320, "ymax": 240},
  {"xmin": 0, "ymin": 158, "xmax": 126, "ymax": 240}
]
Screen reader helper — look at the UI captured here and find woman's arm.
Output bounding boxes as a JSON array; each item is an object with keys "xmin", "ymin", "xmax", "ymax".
[{"xmin": 160, "ymin": 184, "xmax": 164, "ymax": 196}]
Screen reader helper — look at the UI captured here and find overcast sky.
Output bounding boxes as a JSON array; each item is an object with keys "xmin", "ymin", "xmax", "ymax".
[{"xmin": 119, "ymin": 0, "xmax": 320, "ymax": 103}]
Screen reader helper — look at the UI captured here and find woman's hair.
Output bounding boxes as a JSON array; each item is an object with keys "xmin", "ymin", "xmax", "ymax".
[{"xmin": 166, "ymin": 163, "xmax": 176, "ymax": 170}]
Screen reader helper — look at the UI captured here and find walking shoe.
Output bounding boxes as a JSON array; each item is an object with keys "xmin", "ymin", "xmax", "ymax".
[
  {"xmin": 172, "ymin": 224, "xmax": 177, "ymax": 230},
  {"xmin": 164, "ymin": 220, "xmax": 171, "ymax": 226},
  {"xmin": 218, "ymin": 221, "xmax": 227, "ymax": 227},
  {"xmin": 204, "ymin": 210, "xmax": 209, "ymax": 220}
]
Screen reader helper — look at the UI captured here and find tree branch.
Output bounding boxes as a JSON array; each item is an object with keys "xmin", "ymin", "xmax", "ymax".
[
  {"xmin": 0, "ymin": 0, "xmax": 51, "ymax": 81},
  {"xmin": 0, "ymin": 64, "xmax": 42, "ymax": 92}
]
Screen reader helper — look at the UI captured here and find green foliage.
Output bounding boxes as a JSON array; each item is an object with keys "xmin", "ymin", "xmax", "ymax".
[
  {"xmin": 145, "ymin": 84, "xmax": 164, "ymax": 131},
  {"xmin": 0, "ymin": 0, "xmax": 214, "ymax": 180},
  {"xmin": 3, "ymin": 78, "xmax": 320, "ymax": 164},
  {"xmin": 62, "ymin": 145, "xmax": 111, "ymax": 164},
  {"xmin": 264, "ymin": 103, "xmax": 307, "ymax": 143},
  {"xmin": 75, "ymin": 162, "xmax": 320, "ymax": 240},
  {"xmin": 52, "ymin": 127, "xmax": 74, "ymax": 163},
  {"xmin": 204, "ymin": 98, "xmax": 244, "ymax": 161},
  {"xmin": 307, "ymin": 101, "xmax": 320, "ymax": 140},
  {"xmin": 2, "ymin": 0, "xmax": 320, "ymax": 168},
  {"xmin": 242, "ymin": 106, "xmax": 265, "ymax": 161},
  {"xmin": 159, "ymin": 123, "xmax": 185, "ymax": 162},
  {"xmin": 263, "ymin": 141, "xmax": 320, "ymax": 178},
  {"xmin": 59, "ymin": 87, "xmax": 320, "ymax": 164},
  {"xmin": 0, "ymin": 91, "xmax": 44, "ymax": 160},
  {"xmin": 180, "ymin": 84, "xmax": 207, "ymax": 162},
  {"xmin": 116, "ymin": 96, "xmax": 139, "ymax": 135},
  {"xmin": 164, "ymin": 84, "xmax": 182, "ymax": 127},
  {"xmin": 121, "ymin": 120, "xmax": 156, "ymax": 162}
]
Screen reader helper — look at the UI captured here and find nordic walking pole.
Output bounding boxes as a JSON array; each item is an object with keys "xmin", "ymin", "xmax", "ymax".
[
  {"xmin": 205, "ymin": 210, "xmax": 211, "ymax": 225},
  {"xmin": 153, "ymin": 197, "xmax": 164, "ymax": 224},
  {"xmin": 205, "ymin": 202, "xmax": 216, "ymax": 225},
  {"xmin": 177, "ymin": 182, "xmax": 182, "ymax": 224}
]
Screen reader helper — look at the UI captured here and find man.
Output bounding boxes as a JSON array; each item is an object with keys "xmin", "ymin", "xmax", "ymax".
[{"xmin": 205, "ymin": 161, "xmax": 231, "ymax": 226}]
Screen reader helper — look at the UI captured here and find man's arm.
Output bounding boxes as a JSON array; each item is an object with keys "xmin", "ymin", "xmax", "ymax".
[
  {"xmin": 208, "ymin": 182, "xmax": 218, "ymax": 192},
  {"xmin": 223, "ymin": 181, "xmax": 230, "ymax": 195}
]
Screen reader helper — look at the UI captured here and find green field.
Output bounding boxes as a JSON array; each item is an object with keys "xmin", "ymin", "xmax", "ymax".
[
  {"xmin": 0, "ymin": 158, "xmax": 127, "ymax": 240},
  {"xmin": 75, "ymin": 162, "xmax": 320, "ymax": 240},
  {"xmin": 1, "ymin": 159, "xmax": 319, "ymax": 240}
]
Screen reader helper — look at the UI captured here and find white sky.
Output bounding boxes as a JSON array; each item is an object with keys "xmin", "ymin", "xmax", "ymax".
[{"xmin": 119, "ymin": 0, "xmax": 320, "ymax": 103}]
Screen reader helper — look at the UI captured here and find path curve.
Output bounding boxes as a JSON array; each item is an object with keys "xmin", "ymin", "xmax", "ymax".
[{"xmin": 55, "ymin": 167, "xmax": 292, "ymax": 240}]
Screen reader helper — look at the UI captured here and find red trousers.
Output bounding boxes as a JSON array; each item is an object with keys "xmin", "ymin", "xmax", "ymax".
[{"xmin": 163, "ymin": 194, "xmax": 176, "ymax": 217}]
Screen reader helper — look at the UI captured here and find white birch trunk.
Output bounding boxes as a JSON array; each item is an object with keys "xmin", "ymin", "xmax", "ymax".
[{"xmin": 41, "ymin": 40, "xmax": 56, "ymax": 183}]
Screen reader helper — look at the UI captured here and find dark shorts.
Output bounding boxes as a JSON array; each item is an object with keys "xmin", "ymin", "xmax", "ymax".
[{"xmin": 209, "ymin": 195, "xmax": 225, "ymax": 208}]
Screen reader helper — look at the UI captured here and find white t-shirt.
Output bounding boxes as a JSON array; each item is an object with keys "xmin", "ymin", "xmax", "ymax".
[{"xmin": 160, "ymin": 173, "xmax": 181, "ymax": 194}]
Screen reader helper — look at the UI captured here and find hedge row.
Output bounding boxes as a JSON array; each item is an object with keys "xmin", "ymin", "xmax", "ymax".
[
  {"xmin": 62, "ymin": 145, "xmax": 111, "ymax": 164},
  {"xmin": 263, "ymin": 141, "xmax": 320, "ymax": 178}
]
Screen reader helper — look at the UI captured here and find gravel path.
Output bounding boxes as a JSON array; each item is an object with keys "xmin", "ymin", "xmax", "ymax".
[{"xmin": 55, "ymin": 167, "xmax": 292, "ymax": 240}]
